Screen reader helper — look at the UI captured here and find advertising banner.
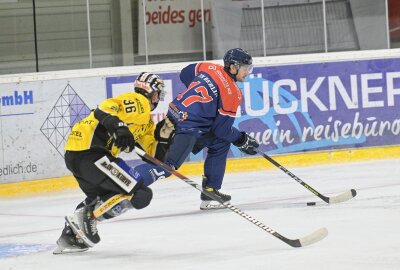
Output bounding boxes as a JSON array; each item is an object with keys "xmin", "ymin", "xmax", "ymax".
[
  {"xmin": 0, "ymin": 77, "xmax": 105, "ymax": 183},
  {"xmin": 0, "ymin": 73, "xmax": 183, "ymax": 183},
  {"xmin": 106, "ymin": 58, "xmax": 400, "ymax": 162},
  {"xmin": 237, "ymin": 58, "xmax": 400, "ymax": 156},
  {"xmin": 137, "ymin": 0, "xmax": 211, "ymax": 55},
  {"xmin": 1, "ymin": 56, "xmax": 399, "ymax": 183}
]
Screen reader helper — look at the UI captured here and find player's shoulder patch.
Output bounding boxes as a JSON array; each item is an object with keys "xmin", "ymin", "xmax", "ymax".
[
  {"xmin": 196, "ymin": 62, "xmax": 219, "ymax": 74},
  {"xmin": 199, "ymin": 64, "xmax": 242, "ymax": 116},
  {"xmin": 196, "ymin": 63, "xmax": 242, "ymax": 116}
]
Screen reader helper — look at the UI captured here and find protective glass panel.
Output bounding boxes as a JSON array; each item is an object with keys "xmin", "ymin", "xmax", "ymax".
[
  {"xmin": 0, "ymin": 0, "xmax": 36, "ymax": 75},
  {"xmin": 137, "ymin": 0, "xmax": 208, "ymax": 64},
  {"xmin": 262, "ymin": 0, "xmax": 325, "ymax": 55},
  {"xmin": 326, "ymin": 0, "xmax": 388, "ymax": 52},
  {"xmin": 210, "ymin": 0, "xmax": 263, "ymax": 59},
  {"xmin": 35, "ymin": 0, "xmax": 90, "ymax": 71},
  {"xmin": 98, "ymin": 0, "xmax": 135, "ymax": 67}
]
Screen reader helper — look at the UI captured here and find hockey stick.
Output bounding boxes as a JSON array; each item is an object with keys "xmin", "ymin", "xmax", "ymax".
[
  {"xmin": 93, "ymin": 194, "xmax": 132, "ymax": 218},
  {"xmin": 257, "ymin": 149, "xmax": 357, "ymax": 204},
  {"xmin": 134, "ymin": 147, "xmax": 328, "ymax": 248}
]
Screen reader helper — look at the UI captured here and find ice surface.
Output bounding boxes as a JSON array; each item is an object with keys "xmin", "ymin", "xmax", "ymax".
[{"xmin": 0, "ymin": 158, "xmax": 399, "ymax": 270}]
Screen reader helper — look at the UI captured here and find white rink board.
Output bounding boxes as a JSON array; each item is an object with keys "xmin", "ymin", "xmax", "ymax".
[{"xmin": 0, "ymin": 77, "xmax": 105, "ymax": 182}]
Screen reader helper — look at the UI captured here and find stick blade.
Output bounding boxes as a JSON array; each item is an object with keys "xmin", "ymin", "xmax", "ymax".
[
  {"xmin": 298, "ymin": 227, "xmax": 328, "ymax": 247},
  {"xmin": 280, "ymin": 227, "xmax": 328, "ymax": 248},
  {"xmin": 328, "ymin": 189, "xmax": 357, "ymax": 204}
]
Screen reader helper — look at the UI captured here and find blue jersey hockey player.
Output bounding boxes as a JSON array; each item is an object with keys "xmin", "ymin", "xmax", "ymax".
[{"xmin": 133, "ymin": 48, "xmax": 259, "ymax": 210}]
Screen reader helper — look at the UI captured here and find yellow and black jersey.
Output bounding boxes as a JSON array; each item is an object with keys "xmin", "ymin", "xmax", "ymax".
[{"xmin": 65, "ymin": 92, "xmax": 158, "ymax": 157}]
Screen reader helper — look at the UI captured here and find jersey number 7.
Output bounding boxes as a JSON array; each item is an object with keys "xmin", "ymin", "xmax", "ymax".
[{"xmin": 177, "ymin": 81, "xmax": 213, "ymax": 107}]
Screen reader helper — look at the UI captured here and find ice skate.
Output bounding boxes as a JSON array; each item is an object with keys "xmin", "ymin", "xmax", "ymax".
[
  {"xmin": 53, "ymin": 224, "xmax": 89, "ymax": 255},
  {"xmin": 200, "ymin": 176, "xmax": 231, "ymax": 210},
  {"xmin": 65, "ymin": 204, "xmax": 100, "ymax": 248}
]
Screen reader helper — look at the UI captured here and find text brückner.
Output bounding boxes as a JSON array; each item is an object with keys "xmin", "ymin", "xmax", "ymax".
[{"xmin": 241, "ymin": 72, "xmax": 400, "ymax": 116}]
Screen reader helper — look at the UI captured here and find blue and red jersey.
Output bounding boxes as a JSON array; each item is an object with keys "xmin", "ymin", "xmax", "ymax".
[{"xmin": 168, "ymin": 62, "xmax": 243, "ymax": 143}]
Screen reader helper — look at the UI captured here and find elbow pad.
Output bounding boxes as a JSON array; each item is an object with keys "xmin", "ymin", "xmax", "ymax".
[{"xmin": 94, "ymin": 108, "xmax": 122, "ymax": 133}]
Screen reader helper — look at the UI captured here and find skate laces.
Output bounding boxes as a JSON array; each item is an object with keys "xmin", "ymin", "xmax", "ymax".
[
  {"xmin": 90, "ymin": 219, "xmax": 98, "ymax": 235},
  {"xmin": 207, "ymin": 187, "xmax": 224, "ymax": 196},
  {"xmin": 203, "ymin": 187, "xmax": 230, "ymax": 200},
  {"xmin": 86, "ymin": 208, "xmax": 98, "ymax": 235}
]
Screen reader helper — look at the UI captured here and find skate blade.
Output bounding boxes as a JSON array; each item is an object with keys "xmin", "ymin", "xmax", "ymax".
[
  {"xmin": 65, "ymin": 216, "xmax": 96, "ymax": 248},
  {"xmin": 200, "ymin": 200, "xmax": 230, "ymax": 210},
  {"xmin": 53, "ymin": 245, "xmax": 89, "ymax": 255}
]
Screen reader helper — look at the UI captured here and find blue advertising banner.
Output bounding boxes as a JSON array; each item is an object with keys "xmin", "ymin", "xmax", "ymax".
[
  {"xmin": 105, "ymin": 57, "xmax": 400, "ymax": 161},
  {"xmin": 237, "ymin": 58, "xmax": 400, "ymax": 156}
]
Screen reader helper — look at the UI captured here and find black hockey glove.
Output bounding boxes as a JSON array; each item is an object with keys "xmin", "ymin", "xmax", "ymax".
[
  {"xmin": 113, "ymin": 123, "xmax": 135, "ymax": 152},
  {"xmin": 94, "ymin": 108, "xmax": 135, "ymax": 152},
  {"xmin": 233, "ymin": 132, "xmax": 259, "ymax": 155},
  {"xmin": 154, "ymin": 116, "xmax": 176, "ymax": 161},
  {"xmin": 154, "ymin": 116, "xmax": 176, "ymax": 144}
]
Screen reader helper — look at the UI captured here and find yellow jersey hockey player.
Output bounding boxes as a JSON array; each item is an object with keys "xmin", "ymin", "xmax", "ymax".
[{"xmin": 53, "ymin": 72, "xmax": 175, "ymax": 254}]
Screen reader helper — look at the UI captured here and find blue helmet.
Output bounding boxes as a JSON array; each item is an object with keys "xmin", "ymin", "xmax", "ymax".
[{"xmin": 223, "ymin": 48, "xmax": 253, "ymax": 72}]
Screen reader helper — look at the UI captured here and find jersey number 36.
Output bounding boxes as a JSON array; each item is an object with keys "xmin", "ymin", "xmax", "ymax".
[{"xmin": 124, "ymin": 100, "xmax": 136, "ymax": 113}]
